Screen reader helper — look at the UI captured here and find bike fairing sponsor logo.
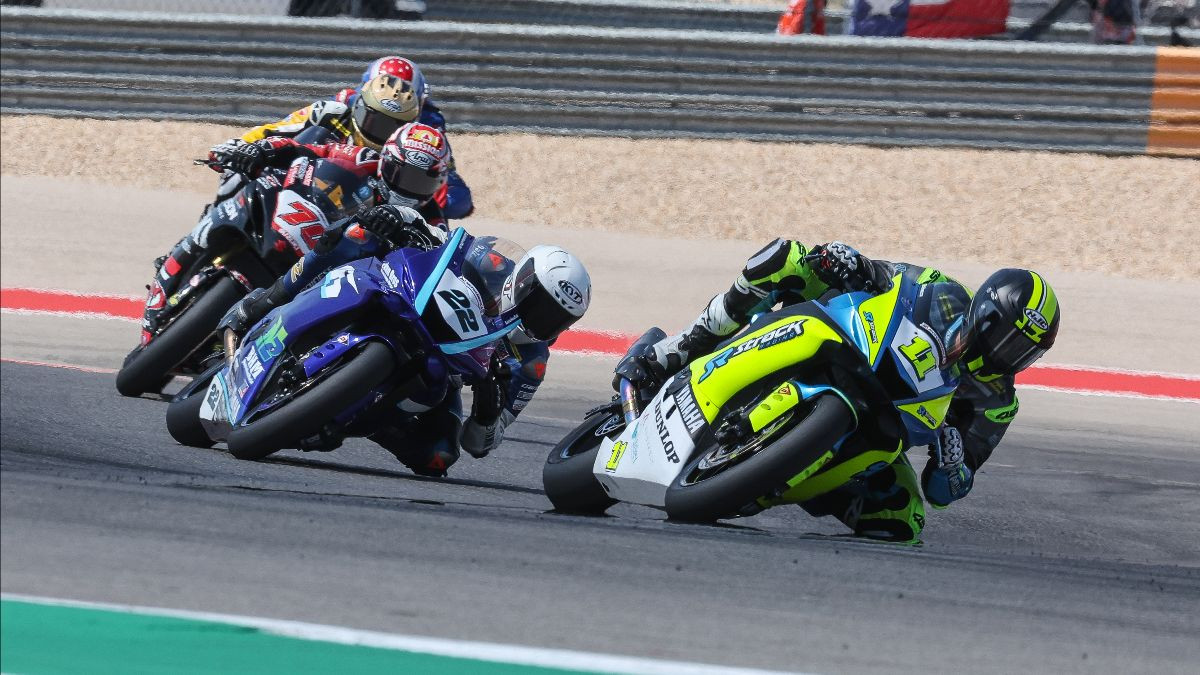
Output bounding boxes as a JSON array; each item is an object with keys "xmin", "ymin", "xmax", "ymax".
[
  {"xmin": 696, "ymin": 319, "xmax": 808, "ymax": 384},
  {"xmin": 380, "ymin": 261, "xmax": 400, "ymax": 288},
  {"xmin": 255, "ymin": 317, "xmax": 289, "ymax": 362},
  {"xmin": 654, "ymin": 398, "xmax": 681, "ymax": 463},
  {"xmin": 864, "ymin": 311, "xmax": 878, "ymax": 344},
  {"xmin": 672, "ymin": 386, "xmax": 706, "ymax": 435},
  {"xmin": 219, "ymin": 199, "xmax": 239, "ymax": 220}
]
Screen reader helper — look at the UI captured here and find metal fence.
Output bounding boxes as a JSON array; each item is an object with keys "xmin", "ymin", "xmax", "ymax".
[{"xmin": 2, "ymin": 7, "xmax": 1196, "ymax": 155}]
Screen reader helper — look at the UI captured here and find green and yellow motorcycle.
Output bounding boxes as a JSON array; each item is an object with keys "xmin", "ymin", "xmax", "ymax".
[{"xmin": 543, "ymin": 271, "xmax": 961, "ymax": 522}]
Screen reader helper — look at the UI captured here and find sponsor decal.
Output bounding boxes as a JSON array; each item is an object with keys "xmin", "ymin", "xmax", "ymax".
[
  {"xmin": 254, "ymin": 317, "xmax": 288, "ymax": 362},
  {"xmin": 379, "ymin": 98, "xmax": 408, "ymax": 114},
  {"xmin": 380, "ymin": 261, "xmax": 400, "ymax": 288},
  {"xmin": 240, "ymin": 349, "xmax": 264, "ymax": 381},
  {"xmin": 404, "ymin": 149, "xmax": 434, "ymax": 169},
  {"xmin": 864, "ymin": 311, "xmax": 878, "ymax": 344},
  {"xmin": 605, "ymin": 441, "xmax": 628, "ymax": 472},
  {"xmin": 337, "ymin": 333, "xmax": 350, "ymax": 345},
  {"xmin": 654, "ymin": 399, "xmax": 680, "ymax": 463},
  {"xmin": 672, "ymin": 386, "xmax": 706, "ymax": 435},
  {"xmin": 697, "ymin": 319, "xmax": 808, "ymax": 383},
  {"xmin": 920, "ymin": 321, "xmax": 947, "ymax": 367},
  {"xmin": 302, "ymin": 164, "xmax": 315, "ymax": 186},
  {"xmin": 319, "ymin": 266, "xmax": 359, "ymax": 299},
  {"xmin": 915, "ymin": 404, "xmax": 936, "ymax": 428},
  {"xmin": 219, "ymin": 200, "xmax": 238, "ymax": 220},
  {"xmin": 1023, "ymin": 307, "xmax": 1049, "ymax": 331},
  {"xmin": 289, "ymin": 259, "xmax": 304, "ymax": 283},
  {"xmin": 408, "ymin": 128, "xmax": 442, "ymax": 148},
  {"xmin": 557, "ymin": 279, "xmax": 584, "ymax": 306}
]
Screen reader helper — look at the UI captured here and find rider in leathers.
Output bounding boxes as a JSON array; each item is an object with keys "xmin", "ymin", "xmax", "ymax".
[
  {"xmin": 222, "ymin": 206, "xmax": 552, "ymax": 476},
  {"xmin": 617, "ymin": 239, "xmax": 1061, "ymax": 542},
  {"xmin": 211, "ymin": 57, "xmax": 474, "ymax": 219}
]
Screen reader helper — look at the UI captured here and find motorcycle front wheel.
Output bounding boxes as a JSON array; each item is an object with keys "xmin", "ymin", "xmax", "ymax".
[
  {"xmin": 542, "ymin": 408, "xmax": 623, "ymax": 514},
  {"xmin": 663, "ymin": 394, "xmax": 852, "ymax": 523},
  {"xmin": 227, "ymin": 341, "xmax": 396, "ymax": 460},
  {"xmin": 116, "ymin": 276, "xmax": 243, "ymax": 397}
]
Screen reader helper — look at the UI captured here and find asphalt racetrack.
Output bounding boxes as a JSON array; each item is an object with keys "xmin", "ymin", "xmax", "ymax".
[{"xmin": 2, "ymin": 353, "xmax": 1198, "ymax": 673}]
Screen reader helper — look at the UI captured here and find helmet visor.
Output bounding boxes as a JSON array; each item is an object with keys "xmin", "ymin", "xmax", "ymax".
[
  {"xmin": 352, "ymin": 97, "xmax": 405, "ymax": 148},
  {"xmin": 510, "ymin": 257, "xmax": 580, "ymax": 342},
  {"xmin": 976, "ymin": 312, "xmax": 1046, "ymax": 373},
  {"xmin": 379, "ymin": 153, "xmax": 445, "ymax": 200}
]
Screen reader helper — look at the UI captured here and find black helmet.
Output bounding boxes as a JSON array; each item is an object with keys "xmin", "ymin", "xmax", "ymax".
[{"xmin": 965, "ymin": 269, "xmax": 1060, "ymax": 376}]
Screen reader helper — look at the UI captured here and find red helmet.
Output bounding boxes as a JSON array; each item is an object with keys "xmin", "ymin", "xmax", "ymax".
[
  {"xmin": 378, "ymin": 123, "xmax": 450, "ymax": 206},
  {"xmin": 361, "ymin": 56, "xmax": 428, "ymax": 108}
]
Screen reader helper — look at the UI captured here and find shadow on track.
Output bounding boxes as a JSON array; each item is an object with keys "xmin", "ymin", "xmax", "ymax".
[{"xmin": 262, "ymin": 455, "xmax": 546, "ymax": 496}]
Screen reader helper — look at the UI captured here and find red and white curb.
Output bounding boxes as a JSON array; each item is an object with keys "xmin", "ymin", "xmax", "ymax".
[{"xmin": 3, "ymin": 287, "xmax": 1197, "ymax": 403}]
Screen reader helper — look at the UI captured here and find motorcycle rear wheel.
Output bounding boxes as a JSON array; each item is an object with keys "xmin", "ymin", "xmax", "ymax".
[
  {"xmin": 542, "ymin": 409, "xmax": 622, "ymax": 514},
  {"xmin": 664, "ymin": 394, "xmax": 852, "ymax": 523},
  {"xmin": 226, "ymin": 341, "xmax": 396, "ymax": 461},
  {"xmin": 116, "ymin": 276, "xmax": 243, "ymax": 397}
]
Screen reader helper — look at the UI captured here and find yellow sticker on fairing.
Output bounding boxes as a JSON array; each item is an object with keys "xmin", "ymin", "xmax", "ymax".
[
  {"xmin": 896, "ymin": 392, "xmax": 955, "ymax": 430},
  {"xmin": 856, "ymin": 275, "xmax": 904, "ymax": 368},
  {"xmin": 687, "ymin": 316, "xmax": 843, "ymax": 423}
]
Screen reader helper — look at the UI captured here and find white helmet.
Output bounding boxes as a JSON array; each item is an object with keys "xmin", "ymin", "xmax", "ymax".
[{"xmin": 502, "ymin": 245, "xmax": 591, "ymax": 342}]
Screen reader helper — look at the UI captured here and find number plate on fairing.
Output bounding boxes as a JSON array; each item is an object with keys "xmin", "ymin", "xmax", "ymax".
[{"xmin": 272, "ymin": 190, "xmax": 329, "ymax": 255}]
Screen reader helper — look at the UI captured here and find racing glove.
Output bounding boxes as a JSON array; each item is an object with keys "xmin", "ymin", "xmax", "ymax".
[
  {"xmin": 207, "ymin": 137, "xmax": 245, "ymax": 171},
  {"xmin": 219, "ymin": 139, "xmax": 273, "ymax": 176},
  {"xmin": 611, "ymin": 336, "xmax": 686, "ymax": 394},
  {"xmin": 463, "ymin": 359, "xmax": 512, "ymax": 459},
  {"xmin": 356, "ymin": 205, "xmax": 436, "ymax": 250},
  {"xmin": 804, "ymin": 242, "xmax": 884, "ymax": 293},
  {"xmin": 217, "ymin": 286, "xmax": 284, "ymax": 336},
  {"xmin": 922, "ymin": 426, "xmax": 974, "ymax": 507}
]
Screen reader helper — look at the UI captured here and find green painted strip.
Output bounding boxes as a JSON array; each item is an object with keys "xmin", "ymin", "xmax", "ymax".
[{"xmin": 0, "ymin": 600, "xmax": 594, "ymax": 675}]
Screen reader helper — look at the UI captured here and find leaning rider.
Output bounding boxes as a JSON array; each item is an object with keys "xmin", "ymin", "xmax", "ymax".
[
  {"xmin": 615, "ymin": 240, "xmax": 1060, "ymax": 542},
  {"xmin": 217, "ymin": 145, "xmax": 591, "ymax": 477},
  {"xmin": 210, "ymin": 56, "xmax": 474, "ymax": 219}
]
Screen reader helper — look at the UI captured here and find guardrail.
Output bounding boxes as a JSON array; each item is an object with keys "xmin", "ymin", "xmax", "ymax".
[{"xmin": 1, "ymin": 8, "xmax": 1197, "ymax": 156}]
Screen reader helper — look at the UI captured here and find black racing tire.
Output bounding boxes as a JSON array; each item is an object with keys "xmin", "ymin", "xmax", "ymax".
[
  {"xmin": 542, "ymin": 409, "xmax": 622, "ymax": 514},
  {"xmin": 226, "ymin": 341, "xmax": 396, "ymax": 461},
  {"xmin": 116, "ymin": 277, "xmax": 244, "ymax": 397},
  {"xmin": 664, "ymin": 395, "xmax": 853, "ymax": 523},
  {"xmin": 165, "ymin": 385, "xmax": 216, "ymax": 449}
]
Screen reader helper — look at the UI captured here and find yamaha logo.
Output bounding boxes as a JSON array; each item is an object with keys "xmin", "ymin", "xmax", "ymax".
[
  {"xmin": 1023, "ymin": 307, "xmax": 1049, "ymax": 330},
  {"xmin": 557, "ymin": 280, "xmax": 584, "ymax": 305}
]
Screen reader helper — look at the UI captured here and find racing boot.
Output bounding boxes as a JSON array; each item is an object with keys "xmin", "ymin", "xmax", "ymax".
[
  {"xmin": 799, "ymin": 453, "xmax": 926, "ymax": 544},
  {"xmin": 369, "ymin": 397, "xmax": 463, "ymax": 477}
]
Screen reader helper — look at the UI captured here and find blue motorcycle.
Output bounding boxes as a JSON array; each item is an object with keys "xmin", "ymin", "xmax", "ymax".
[{"xmin": 166, "ymin": 227, "xmax": 525, "ymax": 460}]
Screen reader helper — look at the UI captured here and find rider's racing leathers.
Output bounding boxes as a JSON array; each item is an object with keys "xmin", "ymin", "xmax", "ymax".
[
  {"xmin": 231, "ymin": 90, "xmax": 473, "ymax": 219},
  {"xmin": 644, "ymin": 238, "xmax": 1019, "ymax": 542},
  {"xmin": 244, "ymin": 218, "xmax": 549, "ymax": 477},
  {"xmin": 148, "ymin": 139, "xmax": 443, "ymax": 342}
]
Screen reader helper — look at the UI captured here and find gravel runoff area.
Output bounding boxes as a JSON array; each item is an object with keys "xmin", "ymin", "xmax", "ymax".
[{"xmin": 3, "ymin": 115, "xmax": 1198, "ymax": 280}]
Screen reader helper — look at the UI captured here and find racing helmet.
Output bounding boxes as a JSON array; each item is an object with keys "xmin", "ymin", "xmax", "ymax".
[
  {"xmin": 377, "ymin": 122, "xmax": 450, "ymax": 207},
  {"xmin": 361, "ymin": 56, "xmax": 429, "ymax": 108},
  {"xmin": 502, "ymin": 246, "xmax": 591, "ymax": 342},
  {"xmin": 965, "ymin": 268, "xmax": 1061, "ymax": 377},
  {"xmin": 351, "ymin": 75, "xmax": 421, "ymax": 151}
]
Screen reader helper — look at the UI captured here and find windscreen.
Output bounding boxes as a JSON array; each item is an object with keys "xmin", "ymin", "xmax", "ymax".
[{"xmin": 462, "ymin": 236, "xmax": 526, "ymax": 317}]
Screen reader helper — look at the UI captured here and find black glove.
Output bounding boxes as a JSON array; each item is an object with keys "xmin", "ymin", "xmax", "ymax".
[
  {"xmin": 356, "ymin": 205, "xmax": 436, "ymax": 250},
  {"xmin": 804, "ymin": 241, "xmax": 878, "ymax": 293},
  {"xmin": 220, "ymin": 140, "xmax": 272, "ymax": 176},
  {"xmin": 611, "ymin": 342, "xmax": 670, "ymax": 393},
  {"xmin": 217, "ymin": 287, "xmax": 275, "ymax": 336},
  {"xmin": 206, "ymin": 137, "xmax": 244, "ymax": 172},
  {"xmin": 471, "ymin": 359, "xmax": 512, "ymax": 427}
]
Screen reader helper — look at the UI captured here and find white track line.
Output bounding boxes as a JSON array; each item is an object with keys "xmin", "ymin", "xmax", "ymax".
[{"xmin": 1, "ymin": 593, "xmax": 804, "ymax": 675}]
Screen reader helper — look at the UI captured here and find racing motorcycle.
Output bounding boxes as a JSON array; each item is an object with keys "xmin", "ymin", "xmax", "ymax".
[
  {"xmin": 543, "ymin": 271, "xmax": 959, "ymax": 522},
  {"xmin": 165, "ymin": 227, "xmax": 524, "ymax": 460},
  {"xmin": 115, "ymin": 129, "xmax": 370, "ymax": 397}
]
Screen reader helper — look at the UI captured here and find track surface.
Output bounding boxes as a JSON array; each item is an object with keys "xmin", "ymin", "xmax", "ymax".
[{"xmin": 3, "ymin": 357, "xmax": 1198, "ymax": 674}]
